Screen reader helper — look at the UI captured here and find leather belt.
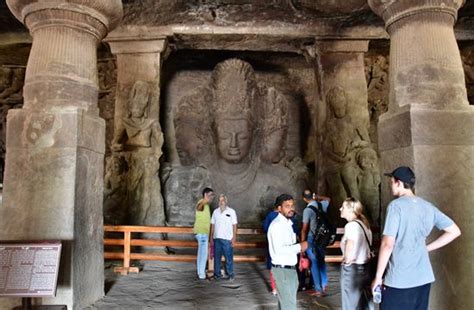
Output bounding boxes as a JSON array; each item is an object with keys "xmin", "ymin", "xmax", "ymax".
[{"xmin": 272, "ymin": 264, "xmax": 296, "ymax": 270}]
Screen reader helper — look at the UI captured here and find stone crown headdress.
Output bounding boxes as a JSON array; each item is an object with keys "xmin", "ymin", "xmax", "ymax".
[{"xmin": 210, "ymin": 59, "xmax": 256, "ymax": 122}]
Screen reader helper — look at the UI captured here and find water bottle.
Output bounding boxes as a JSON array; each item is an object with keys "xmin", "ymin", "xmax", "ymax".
[{"xmin": 373, "ymin": 285, "xmax": 382, "ymax": 304}]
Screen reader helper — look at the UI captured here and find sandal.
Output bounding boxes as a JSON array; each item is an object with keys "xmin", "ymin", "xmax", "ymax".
[{"xmin": 307, "ymin": 290, "xmax": 322, "ymax": 297}]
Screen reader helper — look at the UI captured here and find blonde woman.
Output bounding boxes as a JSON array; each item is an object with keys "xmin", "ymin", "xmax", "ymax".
[
  {"xmin": 339, "ymin": 197, "xmax": 374, "ymax": 310},
  {"xmin": 193, "ymin": 187, "xmax": 214, "ymax": 280}
]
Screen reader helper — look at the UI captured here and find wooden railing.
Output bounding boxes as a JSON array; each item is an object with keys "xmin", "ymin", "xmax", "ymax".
[{"xmin": 104, "ymin": 225, "xmax": 345, "ymax": 275}]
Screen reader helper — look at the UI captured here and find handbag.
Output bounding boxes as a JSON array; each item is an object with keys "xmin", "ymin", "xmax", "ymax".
[
  {"xmin": 299, "ymin": 255, "xmax": 310, "ymax": 272},
  {"xmin": 354, "ymin": 220, "xmax": 377, "ymax": 278}
]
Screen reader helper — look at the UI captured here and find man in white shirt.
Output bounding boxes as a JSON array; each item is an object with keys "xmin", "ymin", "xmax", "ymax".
[
  {"xmin": 268, "ymin": 194, "xmax": 308, "ymax": 310},
  {"xmin": 210, "ymin": 194, "xmax": 238, "ymax": 280}
]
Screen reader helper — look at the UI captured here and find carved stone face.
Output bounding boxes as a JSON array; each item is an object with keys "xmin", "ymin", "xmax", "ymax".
[
  {"xmin": 0, "ymin": 68, "xmax": 11, "ymax": 91},
  {"xmin": 111, "ymin": 158, "xmax": 124, "ymax": 175},
  {"xmin": 358, "ymin": 150, "xmax": 377, "ymax": 170},
  {"xmin": 216, "ymin": 118, "xmax": 252, "ymax": 163},
  {"xmin": 330, "ymin": 94, "xmax": 347, "ymax": 118},
  {"xmin": 262, "ymin": 128, "xmax": 286, "ymax": 163},
  {"xmin": 129, "ymin": 82, "xmax": 149, "ymax": 118},
  {"xmin": 176, "ymin": 122, "xmax": 202, "ymax": 166}
]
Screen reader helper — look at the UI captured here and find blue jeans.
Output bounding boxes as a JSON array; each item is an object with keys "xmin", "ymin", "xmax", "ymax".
[
  {"xmin": 195, "ymin": 234, "xmax": 208, "ymax": 279},
  {"xmin": 306, "ymin": 235, "xmax": 328, "ymax": 292},
  {"xmin": 213, "ymin": 238, "xmax": 234, "ymax": 278}
]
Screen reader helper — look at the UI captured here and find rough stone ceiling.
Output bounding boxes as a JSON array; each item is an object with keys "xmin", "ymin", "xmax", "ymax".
[{"xmin": 1, "ymin": 0, "xmax": 474, "ymax": 49}]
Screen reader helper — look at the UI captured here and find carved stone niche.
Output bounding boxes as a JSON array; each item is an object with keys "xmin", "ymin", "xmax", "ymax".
[
  {"xmin": 107, "ymin": 80, "xmax": 165, "ymax": 226},
  {"xmin": 461, "ymin": 44, "xmax": 474, "ymax": 105},
  {"xmin": 365, "ymin": 50, "xmax": 389, "ymax": 145},
  {"xmin": 0, "ymin": 65, "xmax": 25, "ymax": 184},
  {"xmin": 322, "ymin": 86, "xmax": 380, "ymax": 222},
  {"xmin": 163, "ymin": 58, "xmax": 308, "ymax": 226}
]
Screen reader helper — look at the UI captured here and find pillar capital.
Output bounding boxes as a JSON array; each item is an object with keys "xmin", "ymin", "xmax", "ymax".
[
  {"xmin": 6, "ymin": 0, "xmax": 123, "ymax": 112},
  {"xmin": 108, "ymin": 37, "xmax": 169, "ymax": 55},
  {"xmin": 7, "ymin": 0, "xmax": 123, "ymax": 41},
  {"xmin": 369, "ymin": 0, "xmax": 465, "ymax": 31}
]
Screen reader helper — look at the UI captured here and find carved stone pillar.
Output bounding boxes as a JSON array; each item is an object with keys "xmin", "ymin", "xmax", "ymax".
[
  {"xmin": 316, "ymin": 40, "xmax": 380, "ymax": 223},
  {"xmin": 369, "ymin": 1, "xmax": 473, "ymax": 309},
  {"xmin": 1, "ymin": 1, "xmax": 122, "ymax": 309},
  {"xmin": 106, "ymin": 36, "xmax": 168, "ymax": 226}
]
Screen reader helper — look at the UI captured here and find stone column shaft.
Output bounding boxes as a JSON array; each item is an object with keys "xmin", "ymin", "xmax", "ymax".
[
  {"xmin": 1, "ymin": 1, "xmax": 122, "ymax": 309},
  {"xmin": 369, "ymin": 1, "xmax": 473, "ymax": 309},
  {"xmin": 372, "ymin": 0, "xmax": 468, "ymax": 109}
]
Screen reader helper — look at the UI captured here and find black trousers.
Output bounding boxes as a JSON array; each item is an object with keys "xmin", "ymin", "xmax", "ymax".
[{"xmin": 381, "ymin": 283, "xmax": 431, "ymax": 310}]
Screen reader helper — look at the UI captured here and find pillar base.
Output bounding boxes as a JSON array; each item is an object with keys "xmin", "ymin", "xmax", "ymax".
[
  {"xmin": 378, "ymin": 105, "xmax": 474, "ymax": 310},
  {"xmin": 0, "ymin": 108, "xmax": 105, "ymax": 310}
]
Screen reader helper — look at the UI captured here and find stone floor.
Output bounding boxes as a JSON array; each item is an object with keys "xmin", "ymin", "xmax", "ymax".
[{"xmin": 89, "ymin": 262, "xmax": 345, "ymax": 309}]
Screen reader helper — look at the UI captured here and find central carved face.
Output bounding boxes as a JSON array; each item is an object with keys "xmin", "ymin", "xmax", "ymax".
[{"xmin": 216, "ymin": 118, "xmax": 252, "ymax": 163}]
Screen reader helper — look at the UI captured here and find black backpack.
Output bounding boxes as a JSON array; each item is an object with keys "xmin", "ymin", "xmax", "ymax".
[{"xmin": 308, "ymin": 202, "xmax": 337, "ymax": 248}]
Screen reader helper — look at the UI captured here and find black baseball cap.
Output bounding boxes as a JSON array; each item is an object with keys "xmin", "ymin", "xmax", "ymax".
[{"xmin": 384, "ymin": 166, "xmax": 415, "ymax": 185}]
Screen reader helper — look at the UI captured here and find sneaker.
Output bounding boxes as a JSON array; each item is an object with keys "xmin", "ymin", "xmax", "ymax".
[
  {"xmin": 322, "ymin": 285, "xmax": 328, "ymax": 295},
  {"xmin": 225, "ymin": 276, "xmax": 235, "ymax": 281},
  {"xmin": 271, "ymin": 289, "xmax": 278, "ymax": 296}
]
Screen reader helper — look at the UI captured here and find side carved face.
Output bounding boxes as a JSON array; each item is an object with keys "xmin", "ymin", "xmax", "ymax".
[
  {"xmin": 216, "ymin": 118, "xmax": 253, "ymax": 163},
  {"xmin": 176, "ymin": 122, "xmax": 202, "ymax": 166}
]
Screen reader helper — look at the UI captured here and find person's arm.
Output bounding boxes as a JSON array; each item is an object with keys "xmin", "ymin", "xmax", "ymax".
[
  {"xmin": 300, "ymin": 222, "xmax": 309, "ymax": 243},
  {"xmin": 371, "ymin": 235, "xmax": 395, "ymax": 291},
  {"xmin": 232, "ymin": 224, "xmax": 237, "ymax": 247},
  {"xmin": 111, "ymin": 122, "xmax": 126, "ymax": 151},
  {"xmin": 342, "ymin": 239, "xmax": 355, "ymax": 265},
  {"xmin": 210, "ymin": 224, "xmax": 214, "ymax": 242},
  {"xmin": 426, "ymin": 223, "xmax": 461, "ymax": 252}
]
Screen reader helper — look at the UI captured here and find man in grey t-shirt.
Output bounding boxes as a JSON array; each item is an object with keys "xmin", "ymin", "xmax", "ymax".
[
  {"xmin": 300, "ymin": 189, "xmax": 330, "ymax": 296},
  {"xmin": 371, "ymin": 166, "xmax": 461, "ymax": 309}
]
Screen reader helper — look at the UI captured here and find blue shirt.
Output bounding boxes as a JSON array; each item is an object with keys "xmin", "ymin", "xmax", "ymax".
[{"xmin": 383, "ymin": 196, "xmax": 454, "ymax": 288}]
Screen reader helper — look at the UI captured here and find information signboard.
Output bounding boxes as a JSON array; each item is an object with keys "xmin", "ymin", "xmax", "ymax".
[{"xmin": 0, "ymin": 241, "xmax": 61, "ymax": 297}]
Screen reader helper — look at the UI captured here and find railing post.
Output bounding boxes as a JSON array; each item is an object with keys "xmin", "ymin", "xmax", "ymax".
[
  {"xmin": 208, "ymin": 237, "xmax": 214, "ymax": 275},
  {"xmin": 124, "ymin": 230, "xmax": 131, "ymax": 270},
  {"xmin": 113, "ymin": 228, "xmax": 139, "ymax": 275}
]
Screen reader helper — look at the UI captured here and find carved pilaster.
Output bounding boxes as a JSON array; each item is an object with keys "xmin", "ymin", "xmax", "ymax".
[
  {"xmin": 315, "ymin": 40, "xmax": 380, "ymax": 223},
  {"xmin": 106, "ymin": 37, "xmax": 168, "ymax": 226}
]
